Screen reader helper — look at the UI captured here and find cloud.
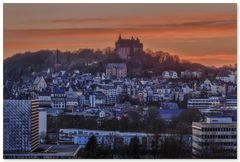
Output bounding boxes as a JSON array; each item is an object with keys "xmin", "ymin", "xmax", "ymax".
[
  {"xmin": 32, "ymin": 12, "xmax": 236, "ymax": 26},
  {"xmin": 4, "ymin": 11, "xmax": 236, "ymax": 66},
  {"xmin": 183, "ymin": 54, "xmax": 236, "ymax": 67}
]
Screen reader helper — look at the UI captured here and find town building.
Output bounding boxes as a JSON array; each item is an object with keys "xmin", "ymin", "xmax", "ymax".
[
  {"xmin": 106, "ymin": 63, "xmax": 127, "ymax": 79},
  {"xmin": 94, "ymin": 91, "xmax": 106, "ymax": 106},
  {"xmin": 187, "ymin": 97, "xmax": 222, "ymax": 109},
  {"xmin": 32, "ymin": 76, "xmax": 47, "ymax": 92},
  {"xmin": 38, "ymin": 91, "xmax": 52, "ymax": 108},
  {"xmin": 115, "ymin": 35, "xmax": 143, "ymax": 60},
  {"xmin": 89, "ymin": 94, "xmax": 96, "ymax": 107},
  {"xmin": 180, "ymin": 70, "xmax": 202, "ymax": 79},
  {"xmin": 39, "ymin": 108, "xmax": 47, "ymax": 139},
  {"xmin": 76, "ymin": 108, "xmax": 114, "ymax": 119},
  {"xmin": 162, "ymin": 71, "xmax": 178, "ymax": 79},
  {"xmin": 187, "ymin": 97, "xmax": 237, "ymax": 109},
  {"xmin": 216, "ymin": 72, "xmax": 236, "ymax": 84},
  {"xmin": 65, "ymin": 88, "xmax": 79, "ymax": 111},
  {"xmin": 59, "ymin": 129, "xmax": 148, "ymax": 149},
  {"xmin": 3, "ymin": 100, "xmax": 39, "ymax": 152},
  {"xmin": 51, "ymin": 87, "xmax": 66, "ymax": 109},
  {"xmin": 192, "ymin": 116, "xmax": 237, "ymax": 158},
  {"xmin": 59, "ymin": 129, "xmax": 191, "ymax": 151}
]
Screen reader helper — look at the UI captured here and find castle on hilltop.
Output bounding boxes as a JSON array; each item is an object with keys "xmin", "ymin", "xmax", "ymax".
[{"xmin": 115, "ymin": 35, "xmax": 143, "ymax": 60}]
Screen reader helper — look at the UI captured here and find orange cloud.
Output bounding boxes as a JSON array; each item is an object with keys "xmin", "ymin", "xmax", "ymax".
[
  {"xmin": 4, "ymin": 5, "xmax": 237, "ymax": 67},
  {"xmin": 182, "ymin": 54, "xmax": 236, "ymax": 67}
]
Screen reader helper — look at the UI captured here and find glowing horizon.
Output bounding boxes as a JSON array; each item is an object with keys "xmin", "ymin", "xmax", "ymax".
[{"xmin": 4, "ymin": 3, "xmax": 237, "ymax": 67}]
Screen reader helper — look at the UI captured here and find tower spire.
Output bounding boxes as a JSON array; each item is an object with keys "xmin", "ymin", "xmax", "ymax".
[
  {"xmin": 118, "ymin": 33, "xmax": 122, "ymax": 40},
  {"xmin": 56, "ymin": 49, "xmax": 60, "ymax": 64}
]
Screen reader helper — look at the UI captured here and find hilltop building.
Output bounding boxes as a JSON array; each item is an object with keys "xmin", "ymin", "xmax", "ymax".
[
  {"xmin": 106, "ymin": 63, "xmax": 127, "ymax": 79},
  {"xmin": 162, "ymin": 71, "xmax": 178, "ymax": 79},
  {"xmin": 115, "ymin": 35, "xmax": 143, "ymax": 60}
]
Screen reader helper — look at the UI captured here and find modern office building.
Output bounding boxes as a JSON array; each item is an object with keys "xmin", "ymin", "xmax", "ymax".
[
  {"xmin": 187, "ymin": 97, "xmax": 237, "ymax": 109},
  {"xmin": 59, "ymin": 129, "xmax": 148, "ymax": 148},
  {"xmin": 192, "ymin": 116, "xmax": 237, "ymax": 158},
  {"xmin": 187, "ymin": 97, "xmax": 222, "ymax": 109},
  {"xmin": 59, "ymin": 129, "xmax": 191, "ymax": 151},
  {"xmin": 3, "ymin": 100, "xmax": 39, "ymax": 152}
]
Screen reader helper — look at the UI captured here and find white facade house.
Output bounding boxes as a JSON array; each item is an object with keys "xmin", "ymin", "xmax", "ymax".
[
  {"xmin": 162, "ymin": 71, "xmax": 178, "ymax": 79},
  {"xmin": 169, "ymin": 71, "xmax": 178, "ymax": 79},
  {"xmin": 99, "ymin": 111, "xmax": 106, "ymax": 118},
  {"xmin": 32, "ymin": 76, "xmax": 47, "ymax": 92},
  {"xmin": 162, "ymin": 71, "xmax": 170, "ymax": 79}
]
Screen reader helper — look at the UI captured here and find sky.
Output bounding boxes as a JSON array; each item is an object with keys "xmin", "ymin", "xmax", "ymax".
[{"xmin": 4, "ymin": 3, "xmax": 237, "ymax": 67}]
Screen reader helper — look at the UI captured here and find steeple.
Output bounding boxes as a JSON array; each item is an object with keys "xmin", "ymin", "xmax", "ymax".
[
  {"xmin": 56, "ymin": 49, "xmax": 60, "ymax": 64},
  {"xmin": 118, "ymin": 33, "xmax": 122, "ymax": 40},
  {"xmin": 54, "ymin": 49, "xmax": 61, "ymax": 72}
]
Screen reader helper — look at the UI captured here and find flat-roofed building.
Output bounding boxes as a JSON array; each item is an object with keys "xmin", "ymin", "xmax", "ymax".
[
  {"xmin": 188, "ymin": 97, "xmax": 237, "ymax": 109},
  {"xmin": 59, "ymin": 129, "xmax": 148, "ymax": 148},
  {"xmin": 3, "ymin": 100, "xmax": 39, "ymax": 153},
  {"xmin": 3, "ymin": 144, "xmax": 81, "ymax": 159},
  {"xmin": 187, "ymin": 97, "xmax": 222, "ymax": 109},
  {"xmin": 192, "ymin": 116, "xmax": 237, "ymax": 158}
]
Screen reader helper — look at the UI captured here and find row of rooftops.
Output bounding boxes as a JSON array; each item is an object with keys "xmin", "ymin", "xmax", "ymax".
[{"xmin": 106, "ymin": 63, "xmax": 127, "ymax": 69}]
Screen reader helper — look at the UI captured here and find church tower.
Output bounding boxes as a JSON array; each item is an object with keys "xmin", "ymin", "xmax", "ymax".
[{"xmin": 54, "ymin": 50, "xmax": 61, "ymax": 72}]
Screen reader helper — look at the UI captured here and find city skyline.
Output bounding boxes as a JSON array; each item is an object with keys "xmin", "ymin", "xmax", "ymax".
[{"xmin": 4, "ymin": 3, "xmax": 237, "ymax": 67}]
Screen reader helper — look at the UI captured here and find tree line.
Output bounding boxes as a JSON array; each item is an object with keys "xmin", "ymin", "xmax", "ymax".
[{"xmin": 78, "ymin": 134, "xmax": 191, "ymax": 159}]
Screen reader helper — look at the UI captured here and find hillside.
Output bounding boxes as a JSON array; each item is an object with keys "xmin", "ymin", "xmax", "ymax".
[{"xmin": 4, "ymin": 48, "xmax": 222, "ymax": 80}]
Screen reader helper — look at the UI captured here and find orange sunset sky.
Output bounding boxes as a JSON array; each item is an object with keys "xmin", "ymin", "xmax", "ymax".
[{"xmin": 4, "ymin": 3, "xmax": 237, "ymax": 67}]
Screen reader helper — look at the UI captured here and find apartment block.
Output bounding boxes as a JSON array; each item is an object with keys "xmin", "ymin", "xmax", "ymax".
[
  {"xmin": 192, "ymin": 116, "xmax": 237, "ymax": 158},
  {"xmin": 3, "ymin": 100, "xmax": 39, "ymax": 153}
]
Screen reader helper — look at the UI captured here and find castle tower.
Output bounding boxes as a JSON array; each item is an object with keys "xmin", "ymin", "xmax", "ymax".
[{"xmin": 115, "ymin": 36, "xmax": 143, "ymax": 60}]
